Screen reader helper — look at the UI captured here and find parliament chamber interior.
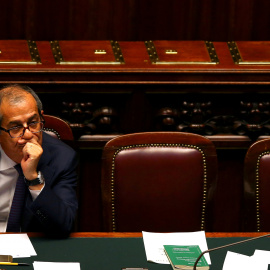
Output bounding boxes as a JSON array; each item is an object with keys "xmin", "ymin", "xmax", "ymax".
[{"xmin": 1, "ymin": 0, "xmax": 270, "ymax": 233}]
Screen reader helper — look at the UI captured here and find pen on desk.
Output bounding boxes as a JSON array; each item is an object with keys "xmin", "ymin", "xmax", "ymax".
[{"xmin": 0, "ymin": 262, "xmax": 29, "ymax": 266}]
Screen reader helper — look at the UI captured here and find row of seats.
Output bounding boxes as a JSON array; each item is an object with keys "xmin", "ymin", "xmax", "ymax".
[{"xmin": 44, "ymin": 115, "xmax": 268, "ymax": 232}]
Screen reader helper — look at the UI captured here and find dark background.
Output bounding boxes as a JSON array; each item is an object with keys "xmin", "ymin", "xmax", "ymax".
[{"xmin": 0, "ymin": 0, "xmax": 269, "ymax": 41}]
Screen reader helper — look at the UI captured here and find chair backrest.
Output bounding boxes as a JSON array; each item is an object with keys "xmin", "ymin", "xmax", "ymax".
[
  {"xmin": 243, "ymin": 138, "xmax": 270, "ymax": 232},
  {"xmin": 101, "ymin": 132, "xmax": 218, "ymax": 232},
  {"xmin": 43, "ymin": 114, "xmax": 74, "ymax": 141}
]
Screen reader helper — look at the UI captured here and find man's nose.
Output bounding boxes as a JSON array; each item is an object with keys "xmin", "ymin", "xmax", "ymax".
[{"xmin": 21, "ymin": 127, "xmax": 33, "ymax": 138}]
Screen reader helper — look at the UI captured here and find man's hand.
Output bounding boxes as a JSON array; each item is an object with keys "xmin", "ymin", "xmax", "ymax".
[{"xmin": 21, "ymin": 139, "xmax": 43, "ymax": 180}]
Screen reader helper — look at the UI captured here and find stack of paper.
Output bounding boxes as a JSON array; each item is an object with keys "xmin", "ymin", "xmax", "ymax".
[
  {"xmin": 142, "ymin": 231, "xmax": 211, "ymax": 265},
  {"xmin": 223, "ymin": 250, "xmax": 270, "ymax": 270},
  {"xmin": 0, "ymin": 234, "xmax": 36, "ymax": 258}
]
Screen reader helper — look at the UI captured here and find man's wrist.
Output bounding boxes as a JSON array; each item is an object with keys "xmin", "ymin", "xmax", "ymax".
[{"xmin": 24, "ymin": 171, "xmax": 44, "ymax": 187}]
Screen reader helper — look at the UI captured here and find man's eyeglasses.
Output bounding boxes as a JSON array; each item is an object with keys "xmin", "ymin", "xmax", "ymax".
[{"xmin": 0, "ymin": 120, "xmax": 45, "ymax": 138}]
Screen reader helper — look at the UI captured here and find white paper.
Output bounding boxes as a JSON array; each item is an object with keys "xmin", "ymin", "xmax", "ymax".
[
  {"xmin": 33, "ymin": 261, "xmax": 80, "ymax": 270},
  {"xmin": 222, "ymin": 251, "xmax": 270, "ymax": 270},
  {"xmin": 0, "ymin": 233, "xmax": 37, "ymax": 258},
  {"xmin": 253, "ymin": 250, "xmax": 270, "ymax": 263},
  {"xmin": 142, "ymin": 231, "xmax": 211, "ymax": 264}
]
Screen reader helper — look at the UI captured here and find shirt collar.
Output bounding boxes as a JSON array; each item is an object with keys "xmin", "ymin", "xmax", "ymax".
[{"xmin": 0, "ymin": 144, "xmax": 17, "ymax": 171}]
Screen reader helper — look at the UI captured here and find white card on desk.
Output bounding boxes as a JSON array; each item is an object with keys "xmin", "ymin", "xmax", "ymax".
[
  {"xmin": 0, "ymin": 234, "xmax": 37, "ymax": 258},
  {"xmin": 33, "ymin": 261, "xmax": 81, "ymax": 270},
  {"xmin": 222, "ymin": 251, "xmax": 269, "ymax": 270}
]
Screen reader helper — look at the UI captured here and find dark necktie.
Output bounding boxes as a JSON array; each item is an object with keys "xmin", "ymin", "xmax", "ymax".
[{"xmin": 6, "ymin": 164, "xmax": 27, "ymax": 232}]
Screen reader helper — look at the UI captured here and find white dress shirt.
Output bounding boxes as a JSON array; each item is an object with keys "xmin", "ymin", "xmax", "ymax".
[{"xmin": 0, "ymin": 145, "xmax": 42, "ymax": 232}]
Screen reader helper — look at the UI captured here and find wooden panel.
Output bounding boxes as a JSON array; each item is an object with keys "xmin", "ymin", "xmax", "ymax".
[
  {"xmin": 0, "ymin": 0, "xmax": 270, "ymax": 41},
  {"xmin": 145, "ymin": 40, "xmax": 219, "ymax": 64},
  {"xmin": 228, "ymin": 41, "xmax": 270, "ymax": 65},
  {"xmin": 0, "ymin": 40, "xmax": 41, "ymax": 64},
  {"xmin": 237, "ymin": 41, "xmax": 270, "ymax": 63},
  {"xmin": 50, "ymin": 40, "xmax": 123, "ymax": 65}
]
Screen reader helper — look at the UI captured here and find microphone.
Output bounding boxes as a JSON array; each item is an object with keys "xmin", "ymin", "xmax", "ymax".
[{"xmin": 193, "ymin": 233, "xmax": 270, "ymax": 270}]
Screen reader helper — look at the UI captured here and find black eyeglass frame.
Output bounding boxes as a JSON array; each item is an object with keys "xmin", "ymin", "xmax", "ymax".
[{"xmin": 0, "ymin": 120, "xmax": 45, "ymax": 138}]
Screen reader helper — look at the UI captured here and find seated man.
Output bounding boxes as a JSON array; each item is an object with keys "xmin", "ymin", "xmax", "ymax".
[{"xmin": 0, "ymin": 84, "xmax": 78, "ymax": 238}]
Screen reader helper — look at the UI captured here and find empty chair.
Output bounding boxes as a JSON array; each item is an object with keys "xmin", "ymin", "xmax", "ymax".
[
  {"xmin": 43, "ymin": 114, "xmax": 74, "ymax": 141},
  {"xmin": 101, "ymin": 132, "xmax": 218, "ymax": 232},
  {"xmin": 243, "ymin": 138, "xmax": 270, "ymax": 232}
]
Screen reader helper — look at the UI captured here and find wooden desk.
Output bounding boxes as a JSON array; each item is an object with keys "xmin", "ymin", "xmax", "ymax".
[
  {"xmin": 14, "ymin": 232, "xmax": 270, "ymax": 270},
  {"xmin": 68, "ymin": 232, "xmax": 270, "ymax": 238}
]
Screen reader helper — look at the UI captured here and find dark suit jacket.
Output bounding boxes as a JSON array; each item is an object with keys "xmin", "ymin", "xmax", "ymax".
[{"xmin": 21, "ymin": 132, "xmax": 78, "ymax": 238}]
